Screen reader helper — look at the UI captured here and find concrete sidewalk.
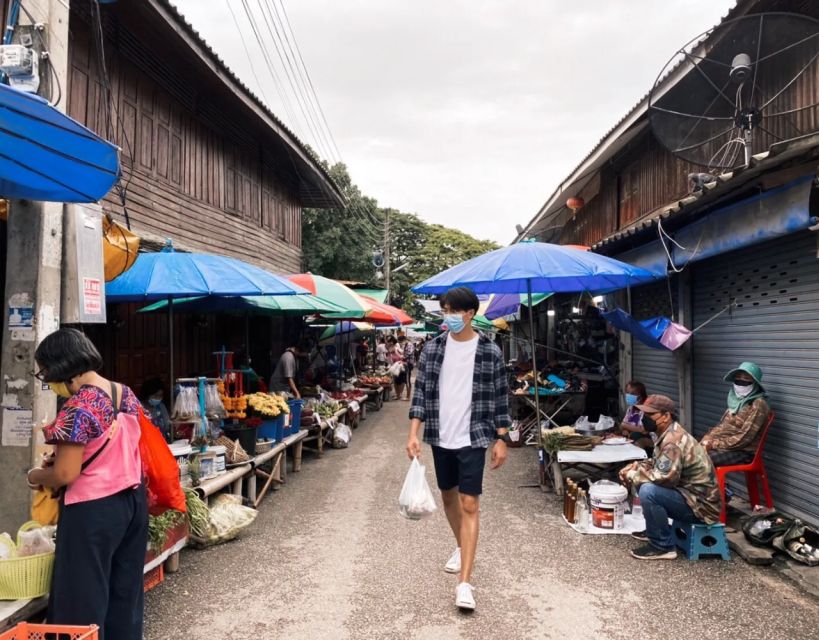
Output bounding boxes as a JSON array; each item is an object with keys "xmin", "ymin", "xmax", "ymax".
[{"xmin": 144, "ymin": 399, "xmax": 819, "ymax": 640}]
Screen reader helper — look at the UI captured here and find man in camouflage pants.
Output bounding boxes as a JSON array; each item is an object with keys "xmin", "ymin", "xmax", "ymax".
[{"xmin": 619, "ymin": 395, "xmax": 722, "ymax": 560}]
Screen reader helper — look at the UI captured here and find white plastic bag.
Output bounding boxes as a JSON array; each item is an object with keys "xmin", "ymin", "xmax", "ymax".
[
  {"xmin": 596, "ymin": 415, "xmax": 615, "ymax": 431},
  {"xmin": 333, "ymin": 423, "xmax": 352, "ymax": 448},
  {"xmin": 388, "ymin": 361, "xmax": 404, "ymax": 378},
  {"xmin": 398, "ymin": 457, "xmax": 437, "ymax": 520}
]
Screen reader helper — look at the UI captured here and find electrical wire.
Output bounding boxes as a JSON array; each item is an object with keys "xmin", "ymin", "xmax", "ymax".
[
  {"xmin": 224, "ymin": 0, "xmax": 273, "ymax": 109},
  {"xmin": 15, "ymin": 3, "xmax": 61, "ymax": 106}
]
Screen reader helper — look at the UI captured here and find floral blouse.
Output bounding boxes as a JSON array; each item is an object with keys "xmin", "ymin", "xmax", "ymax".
[{"xmin": 43, "ymin": 385, "xmax": 140, "ymax": 445}]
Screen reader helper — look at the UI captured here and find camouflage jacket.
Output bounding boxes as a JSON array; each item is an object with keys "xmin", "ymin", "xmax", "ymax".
[
  {"xmin": 626, "ymin": 422, "xmax": 721, "ymax": 524},
  {"xmin": 702, "ymin": 398, "xmax": 770, "ymax": 454}
]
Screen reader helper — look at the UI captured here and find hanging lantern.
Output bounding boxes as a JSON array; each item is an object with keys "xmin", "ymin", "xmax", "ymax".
[{"xmin": 566, "ymin": 196, "xmax": 585, "ymax": 218}]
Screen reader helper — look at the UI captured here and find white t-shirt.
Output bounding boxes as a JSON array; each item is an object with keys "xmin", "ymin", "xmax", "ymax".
[{"xmin": 438, "ymin": 333, "xmax": 479, "ymax": 449}]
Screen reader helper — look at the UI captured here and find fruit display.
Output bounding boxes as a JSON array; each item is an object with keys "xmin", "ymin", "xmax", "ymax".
[
  {"xmin": 358, "ymin": 375, "xmax": 392, "ymax": 387},
  {"xmin": 244, "ymin": 392, "xmax": 290, "ymax": 418},
  {"xmin": 329, "ymin": 391, "xmax": 367, "ymax": 402}
]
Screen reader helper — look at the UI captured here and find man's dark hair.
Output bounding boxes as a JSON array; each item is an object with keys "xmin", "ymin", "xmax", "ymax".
[
  {"xmin": 439, "ymin": 287, "xmax": 479, "ymax": 314},
  {"xmin": 35, "ymin": 328, "xmax": 103, "ymax": 382},
  {"xmin": 141, "ymin": 377, "xmax": 165, "ymax": 401},
  {"xmin": 295, "ymin": 339, "xmax": 311, "ymax": 353},
  {"xmin": 397, "ymin": 335, "xmax": 407, "ymax": 342}
]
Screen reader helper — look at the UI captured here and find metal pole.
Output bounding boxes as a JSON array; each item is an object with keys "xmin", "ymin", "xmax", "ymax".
[
  {"xmin": 384, "ymin": 210, "xmax": 391, "ymax": 302},
  {"xmin": 527, "ymin": 280, "xmax": 541, "ymax": 425},
  {"xmin": 169, "ymin": 297, "xmax": 174, "ymax": 414}
]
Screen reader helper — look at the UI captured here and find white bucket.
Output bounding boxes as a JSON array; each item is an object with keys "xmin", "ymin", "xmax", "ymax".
[
  {"xmin": 590, "ymin": 482, "xmax": 628, "ymax": 530},
  {"xmin": 207, "ymin": 445, "xmax": 227, "ymax": 473},
  {"xmin": 169, "ymin": 442, "xmax": 193, "ymax": 487}
]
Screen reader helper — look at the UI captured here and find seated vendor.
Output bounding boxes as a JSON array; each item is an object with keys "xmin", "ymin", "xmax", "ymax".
[
  {"xmin": 619, "ymin": 395, "xmax": 721, "ymax": 561},
  {"xmin": 620, "ymin": 380, "xmax": 653, "ymax": 450},
  {"xmin": 700, "ymin": 362, "xmax": 770, "ymax": 468},
  {"xmin": 140, "ymin": 377, "xmax": 171, "ymax": 439}
]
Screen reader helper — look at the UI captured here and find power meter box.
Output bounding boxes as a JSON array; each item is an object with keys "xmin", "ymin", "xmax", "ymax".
[
  {"xmin": 62, "ymin": 204, "xmax": 107, "ymax": 324},
  {"xmin": 0, "ymin": 44, "xmax": 34, "ymax": 76}
]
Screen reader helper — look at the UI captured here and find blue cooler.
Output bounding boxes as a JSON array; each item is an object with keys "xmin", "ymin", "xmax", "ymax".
[
  {"xmin": 257, "ymin": 419, "xmax": 277, "ymax": 440},
  {"xmin": 287, "ymin": 400, "xmax": 304, "ymax": 436}
]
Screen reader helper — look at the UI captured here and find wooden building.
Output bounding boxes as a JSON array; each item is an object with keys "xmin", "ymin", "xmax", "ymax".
[
  {"xmin": 517, "ymin": 0, "xmax": 819, "ymax": 525},
  {"xmin": 65, "ymin": 1, "xmax": 344, "ymax": 391}
]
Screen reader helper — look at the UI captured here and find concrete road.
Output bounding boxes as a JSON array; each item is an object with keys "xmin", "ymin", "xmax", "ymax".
[{"xmin": 145, "ymin": 399, "xmax": 819, "ymax": 640}]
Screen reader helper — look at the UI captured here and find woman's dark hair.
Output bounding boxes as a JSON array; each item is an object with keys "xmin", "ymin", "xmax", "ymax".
[
  {"xmin": 35, "ymin": 328, "xmax": 103, "ymax": 382},
  {"xmin": 140, "ymin": 377, "xmax": 165, "ymax": 401},
  {"xmin": 626, "ymin": 380, "xmax": 648, "ymax": 401},
  {"xmin": 439, "ymin": 287, "xmax": 479, "ymax": 314}
]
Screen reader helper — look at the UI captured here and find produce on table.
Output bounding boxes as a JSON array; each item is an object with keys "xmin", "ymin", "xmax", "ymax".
[
  {"xmin": 147, "ymin": 510, "xmax": 185, "ymax": 552},
  {"xmin": 184, "ymin": 489, "xmax": 210, "ymax": 538},
  {"xmin": 358, "ymin": 375, "xmax": 392, "ymax": 387},
  {"xmin": 244, "ymin": 392, "xmax": 290, "ymax": 418}
]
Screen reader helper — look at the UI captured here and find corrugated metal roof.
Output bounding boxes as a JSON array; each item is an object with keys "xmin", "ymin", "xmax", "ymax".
[{"xmin": 151, "ymin": 0, "xmax": 344, "ymax": 207}]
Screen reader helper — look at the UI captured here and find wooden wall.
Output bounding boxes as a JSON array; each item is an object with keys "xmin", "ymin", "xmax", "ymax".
[{"xmin": 67, "ymin": 13, "xmax": 303, "ymax": 273}]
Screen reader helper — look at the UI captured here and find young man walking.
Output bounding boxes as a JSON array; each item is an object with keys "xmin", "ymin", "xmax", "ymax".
[{"xmin": 406, "ymin": 286, "xmax": 511, "ymax": 611}]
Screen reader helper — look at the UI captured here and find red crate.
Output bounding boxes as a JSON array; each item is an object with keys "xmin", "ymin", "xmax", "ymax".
[
  {"xmin": 143, "ymin": 564, "xmax": 164, "ymax": 593},
  {"xmin": 0, "ymin": 623, "xmax": 99, "ymax": 639}
]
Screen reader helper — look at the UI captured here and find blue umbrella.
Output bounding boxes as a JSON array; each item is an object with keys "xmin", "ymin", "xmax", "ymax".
[
  {"xmin": 412, "ymin": 242, "xmax": 658, "ymax": 437},
  {"xmin": 412, "ymin": 242, "xmax": 657, "ymax": 295},
  {"xmin": 106, "ymin": 241, "xmax": 309, "ymax": 402},
  {"xmin": 106, "ymin": 242, "xmax": 308, "ymax": 302},
  {"xmin": 0, "ymin": 83, "xmax": 119, "ymax": 202}
]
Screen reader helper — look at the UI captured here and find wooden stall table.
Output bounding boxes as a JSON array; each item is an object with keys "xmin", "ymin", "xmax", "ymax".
[
  {"xmin": 362, "ymin": 386, "xmax": 383, "ymax": 411},
  {"xmin": 193, "ymin": 463, "xmax": 252, "ymax": 504},
  {"xmin": 303, "ymin": 409, "xmax": 346, "ymax": 457},
  {"xmin": 549, "ymin": 443, "xmax": 647, "ymax": 495},
  {"xmin": 247, "ymin": 429, "xmax": 308, "ymax": 507},
  {"xmin": 0, "ymin": 599, "xmax": 47, "ymax": 632}
]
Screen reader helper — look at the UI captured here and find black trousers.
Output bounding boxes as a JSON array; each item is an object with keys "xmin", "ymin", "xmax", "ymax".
[{"xmin": 48, "ymin": 485, "xmax": 148, "ymax": 640}]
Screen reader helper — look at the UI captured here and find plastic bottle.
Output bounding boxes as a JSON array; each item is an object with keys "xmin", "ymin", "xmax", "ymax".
[
  {"xmin": 631, "ymin": 486, "xmax": 642, "ymax": 519},
  {"xmin": 749, "ymin": 519, "xmax": 772, "ymax": 537}
]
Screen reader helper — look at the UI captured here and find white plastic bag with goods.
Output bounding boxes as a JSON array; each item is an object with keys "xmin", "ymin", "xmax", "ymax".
[
  {"xmin": 333, "ymin": 422, "xmax": 352, "ymax": 448},
  {"xmin": 398, "ymin": 457, "xmax": 437, "ymax": 520},
  {"xmin": 388, "ymin": 361, "xmax": 404, "ymax": 378}
]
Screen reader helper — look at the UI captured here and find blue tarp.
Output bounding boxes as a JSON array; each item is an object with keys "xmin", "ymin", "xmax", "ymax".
[
  {"xmin": 602, "ymin": 309, "xmax": 671, "ymax": 350},
  {"xmin": 0, "ymin": 83, "xmax": 119, "ymax": 202}
]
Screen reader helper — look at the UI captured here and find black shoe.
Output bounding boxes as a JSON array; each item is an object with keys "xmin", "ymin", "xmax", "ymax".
[
  {"xmin": 631, "ymin": 530, "xmax": 648, "ymax": 542},
  {"xmin": 630, "ymin": 544, "xmax": 678, "ymax": 561}
]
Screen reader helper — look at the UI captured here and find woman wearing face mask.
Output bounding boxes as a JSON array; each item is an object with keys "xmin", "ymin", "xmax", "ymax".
[
  {"xmin": 27, "ymin": 328, "xmax": 147, "ymax": 640},
  {"xmin": 619, "ymin": 381, "xmax": 652, "ymax": 449},
  {"xmin": 700, "ymin": 362, "xmax": 770, "ymax": 467},
  {"xmin": 140, "ymin": 376, "xmax": 171, "ymax": 439}
]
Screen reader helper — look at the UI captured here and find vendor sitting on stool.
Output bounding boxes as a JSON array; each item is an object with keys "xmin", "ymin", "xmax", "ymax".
[
  {"xmin": 619, "ymin": 395, "xmax": 721, "ymax": 561},
  {"xmin": 700, "ymin": 362, "xmax": 770, "ymax": 467},
  {"xmin": 619, "ymin": 380, "xmax": 653, "ymax": 451},
  {"xmin": 140, "ymin": 377, "xmax": 171, "ymax": 439}
]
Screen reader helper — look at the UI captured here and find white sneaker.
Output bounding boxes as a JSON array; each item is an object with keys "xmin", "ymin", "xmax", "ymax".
[
  {"xmin": 444, "ymin": 547, "xmax": 461, "ymax": 574},
  {"xmin": 455, "ymin": 582, "xmax": 476, "ymax": 610}
]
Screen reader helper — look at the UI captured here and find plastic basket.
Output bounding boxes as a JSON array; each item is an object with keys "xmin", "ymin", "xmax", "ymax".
[
  {"xmin": 0, "ymin": 623, "xmax": 99, "ymax": 640},
  {"xmin": 0, "ymin": 522, "xmax": 55, "ymax": 600},
  {"xmin": 256, "ymin": 416, "xmax": 284, "ymax": 441},
  {"xmin": 143, "ymin": 564, "xmax": 164, "ymax": 593}
]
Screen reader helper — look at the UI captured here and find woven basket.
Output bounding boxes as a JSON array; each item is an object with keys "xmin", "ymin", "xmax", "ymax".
[
  {"xmin": 255, "ymin": 440, "xmax": 273, "ymax": 455},
  {"xmin": 0, "ymin": 522, "xmax": 55, "ymax": 600}
]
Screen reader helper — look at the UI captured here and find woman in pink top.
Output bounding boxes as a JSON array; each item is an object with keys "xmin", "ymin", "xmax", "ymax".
[{"xmin": 27, "ymin": 329, "xmax": 147, "ymax": 640}]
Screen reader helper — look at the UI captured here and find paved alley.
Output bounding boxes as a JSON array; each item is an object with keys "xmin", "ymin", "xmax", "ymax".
[{"xmin": 144, "ymin": 399, "xmax": 819, "ymax": 640}]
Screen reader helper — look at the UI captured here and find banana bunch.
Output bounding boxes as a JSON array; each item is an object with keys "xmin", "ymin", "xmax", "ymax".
[{"xmin": 244, "ymin": 392, "xmax": 291, "ymax": 418}]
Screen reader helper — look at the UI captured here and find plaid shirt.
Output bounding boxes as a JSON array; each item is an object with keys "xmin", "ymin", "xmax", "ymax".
[{"xmin": 409, "ymin": 332, "xmax": 511, "ymax": 449}]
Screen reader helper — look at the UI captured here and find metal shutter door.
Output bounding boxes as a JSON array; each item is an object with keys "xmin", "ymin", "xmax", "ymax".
[
  {"xmin": 692, "ymin": 231, "xmax": 819, "ymax": 525},
  {"xmin": 631, "ymin": 282, "xmax": 680, "ymax": 405}
]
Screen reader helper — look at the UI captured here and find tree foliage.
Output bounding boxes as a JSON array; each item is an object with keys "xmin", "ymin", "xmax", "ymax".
[{"xmin": 302, "ymin": 164, "xmax": 499, "ymax": 313}]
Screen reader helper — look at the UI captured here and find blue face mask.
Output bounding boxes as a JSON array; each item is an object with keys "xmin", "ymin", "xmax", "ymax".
[
  {"xmin": 148, "ymin": 397, "xmax": 162, "ymax": 407},
  {"xmin": 443, "ymin": 313, "xmax": 466, "ymax": 334},
  {"xmin": 625, "ymin": 393, "xmax": 639, "ymax": 406}
]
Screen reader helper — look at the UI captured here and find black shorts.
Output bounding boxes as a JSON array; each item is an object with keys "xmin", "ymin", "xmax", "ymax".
[{"xmin": 431, "ymin": 445, "xmax": 487, "ymax": 496}]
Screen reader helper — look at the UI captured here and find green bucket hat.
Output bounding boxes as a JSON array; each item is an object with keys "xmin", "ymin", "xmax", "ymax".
[{"xmin": 723, "ymin": 361, "xmax": 764, "ymax": 390}]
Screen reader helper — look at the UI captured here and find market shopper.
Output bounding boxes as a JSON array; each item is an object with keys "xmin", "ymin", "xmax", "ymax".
[
  {"xmin": 27, "ymin": 328, "xmax": 147, "ymax": 640},
  {"xmin": 269, "ymin": 340, "xmax": 310, "ymax": 398},
  {"xmin": 388, "ymin": 336, "xmax": 407, "ymax": 400},
  {"xmin": 619, "ymin": 380, "xmax": 652, "ymax": 451},
  {"xmin": 407, "ymin": 286, "xmax": 511, "ymax": 610},
  {"xmin": 140, "ymin": 376, "xmax": 171, "ymax": 439},
  {"xmin": 376, "ymin": 337, "xmax": 389, "ymax": 366},
  {"xmin": 619, "ymin": 395, "xmax": 721, "ymax": 561},
  {"xmin": 399, "ymin": 334, "xmax": 416, "ymax": 400},
  {"xmin": 700, "ymin": 362, "xmax": 770, "ymax": 466}
]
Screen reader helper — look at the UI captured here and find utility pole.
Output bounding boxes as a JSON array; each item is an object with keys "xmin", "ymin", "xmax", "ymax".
[
  {"xmin": 383, "ymin": 209, "xmax": 391, "ymax": 303},
  {"xmin": 0, "ymin": 0, "xmax": 69, "ymax": 533}
]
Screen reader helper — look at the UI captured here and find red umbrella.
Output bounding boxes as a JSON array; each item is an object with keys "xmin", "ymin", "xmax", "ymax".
[{"xmin": 360, "ymin": 296, "xmax": 414, "ymax": 326}]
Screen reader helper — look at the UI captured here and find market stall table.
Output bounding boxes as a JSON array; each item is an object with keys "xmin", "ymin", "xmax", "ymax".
[
  {"xmin": 193, "ymin": 462, "xmax": 252, "ymax": 504},
  {"xmin": 549, "ymin": 443, "xmax": 647, "ymax": 495},
  {"xmin": 247, "ymin": 429, "xmax": 308, "ymax": 507},
  {"xmin": 302, "ymin": 408, "xmax": 347, "ymax": 457},
  {"xmin": 0, "ymin": 599, "xmax": 47, "ymax": 632}
]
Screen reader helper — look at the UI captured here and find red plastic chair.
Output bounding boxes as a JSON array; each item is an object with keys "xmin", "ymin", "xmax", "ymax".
[{"xmin": 715, "ymin": 411, "xmax": 775, "ymax": 524}]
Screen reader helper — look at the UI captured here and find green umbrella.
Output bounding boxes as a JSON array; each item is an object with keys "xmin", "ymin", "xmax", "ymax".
[{"xmin": 138, "ymin": 294, "xmax": 347, "ymax": 316}]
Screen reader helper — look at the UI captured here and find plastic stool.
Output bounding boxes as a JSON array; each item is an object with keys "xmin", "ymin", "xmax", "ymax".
[{"xmin": 672, "ymin": 520, "xmax": 730, "ymax": 561}]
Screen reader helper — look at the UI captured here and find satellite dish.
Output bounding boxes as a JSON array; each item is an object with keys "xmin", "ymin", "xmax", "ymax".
[{"xmin": 648, "ymin": 12, "xmax": 819, "ymax": 171}]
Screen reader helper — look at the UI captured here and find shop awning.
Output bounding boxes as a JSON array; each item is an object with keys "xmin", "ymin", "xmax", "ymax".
[
  {"xmin": 602, "ymin": 308, "xmax": 691, "ymax": 351},
  {"xmin": 0, "ymin": 83, "xmax": 119, "ymax": 202}
]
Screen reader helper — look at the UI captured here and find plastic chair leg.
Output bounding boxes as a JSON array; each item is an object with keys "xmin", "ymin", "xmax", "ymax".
[
  {"xmin": 746, "ymin": 471, "xmax": 760, "ymax": 506},
  {"xmin": 717, "ymin": 473, "xmax": 728, "ymax": 524}
]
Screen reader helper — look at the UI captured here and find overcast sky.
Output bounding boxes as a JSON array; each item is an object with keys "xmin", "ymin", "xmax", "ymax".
[{"xmin": 174, "ymin": 0, "xmax": 736, "ymax": 244}]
